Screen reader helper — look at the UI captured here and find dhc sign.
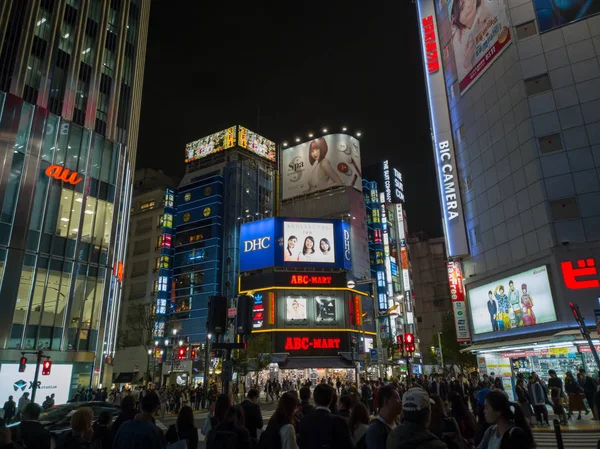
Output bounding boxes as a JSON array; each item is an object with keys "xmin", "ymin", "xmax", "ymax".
[
  {"xmin": 244, "ymin": 237, "xmax": 271, "ymax": 252},
  {"xmin": 240, "ymin": 218, "xmax": 276, "ymax": 272}
]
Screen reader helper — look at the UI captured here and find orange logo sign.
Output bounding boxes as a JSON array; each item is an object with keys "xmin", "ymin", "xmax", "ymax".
[{"xmin": 45, "ymin": 165, "xmax": 83, "ymax": 185}]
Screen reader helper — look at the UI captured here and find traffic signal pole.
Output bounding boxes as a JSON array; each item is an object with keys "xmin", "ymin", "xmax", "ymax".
[{"xmin": 570, "ymin": 302, "xmax": 600, "ymax": 370}]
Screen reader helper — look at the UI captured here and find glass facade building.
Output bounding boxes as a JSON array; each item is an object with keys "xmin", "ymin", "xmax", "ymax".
[{"xmin": 0, "ymin": 0, "xmax": 150, "ymax": 395}]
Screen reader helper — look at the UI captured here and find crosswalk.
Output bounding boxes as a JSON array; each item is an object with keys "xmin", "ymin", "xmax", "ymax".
[{"xmin": 533, "ymin": 431, "xmax": 600, "ymax": 449}]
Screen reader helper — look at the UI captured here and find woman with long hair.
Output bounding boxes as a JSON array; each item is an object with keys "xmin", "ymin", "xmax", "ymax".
[
  {"xmin": 565, "ymin": 371, "xmax": 588, "ymax": 420},
  {"xmin": 258, "ymin": 392, "xmax": 299, "ymax": 449},
  {"xmin": 448, "ymin": 391, "xmax": 476, "ymax": 443},
  {"xmin": 166, "ymin": 406, "xmax": 198, "ymax": 449},
  {"xmin": 477, "ymin": 391, "xmax": 535, "ymax": 449},
  {"xmin": 348, "ymin": 402, "xmax": 370, "ymax": 444},
  {"xmin": 297, "ymin": 236, "xmax": 315, "ymax": 261},
  {"xmin": 207, "ymin": 405, "xmax": 251, "ymax": 449},
  {"xmin": 428, "ymin": 394, "xmax": 448, "ymax": 440}
]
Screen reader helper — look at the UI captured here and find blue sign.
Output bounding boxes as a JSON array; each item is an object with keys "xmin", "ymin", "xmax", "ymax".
[
  {"xmin": 391, "ymin": 261, "xmax": 398, "ymax": 276},
  {"xmin": 239, "ymin": 218, "xmax": 276, "ymax": 272},
  {"xmin": 342, "ymin": 221, "xmax": 352, "ymax": 271},
  {"xmin": 370, "ymin": 348, "xmax": 378, "ymax": 362}
]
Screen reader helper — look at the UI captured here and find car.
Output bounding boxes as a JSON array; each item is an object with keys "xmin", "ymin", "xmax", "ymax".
[{"xmin": 12, "ymin": 401, "xmax": 121, "ymax": 449}]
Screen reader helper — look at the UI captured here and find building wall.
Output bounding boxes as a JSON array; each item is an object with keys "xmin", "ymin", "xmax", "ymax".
[{"xmin": 409, "ymin": 236, "xmax": 450, "ymax": 360}]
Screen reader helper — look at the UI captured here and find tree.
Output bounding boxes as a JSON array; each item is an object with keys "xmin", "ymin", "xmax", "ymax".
[
  {"xmin": 120, "ymin": 303, "xmax": 155, "ymax": 381},
  {"xmin": 233, "ymin": 333, "xmax": 273, "ymax": 385},
  {"xmin": 438, "ymin": 311, "xmax": 476, "ymax": 375}
]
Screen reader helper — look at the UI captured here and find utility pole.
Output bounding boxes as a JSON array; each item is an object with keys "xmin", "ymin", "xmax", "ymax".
[
  {"xmin": 31, "ymin": 351, "xmax": 43, "ymax": 403},
  {"xmin": 438, "ymin": 331, "xmax": 445, "ymax": 372},
  {"xmin": 570, "ymin": 302, "xmax": 600, "ymax": 369}
]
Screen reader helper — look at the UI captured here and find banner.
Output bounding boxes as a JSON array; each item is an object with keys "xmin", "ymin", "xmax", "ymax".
[{"xmin": 447, "ymin": 260, "xmax": 471, "ymax": 341}]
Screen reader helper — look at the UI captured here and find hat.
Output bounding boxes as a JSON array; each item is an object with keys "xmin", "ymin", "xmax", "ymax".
[{"xmin": 402, "ymin": 388, "xmax": 435, "ymax": 412}]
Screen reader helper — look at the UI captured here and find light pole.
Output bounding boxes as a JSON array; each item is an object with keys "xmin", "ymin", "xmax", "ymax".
[
  {"xmin": 438, "ymin": 332, "xmax": 445, "ymax": 373},
  {"xmin": 202, "ymin": 333, "xmax": 212, "ymax": 409}
]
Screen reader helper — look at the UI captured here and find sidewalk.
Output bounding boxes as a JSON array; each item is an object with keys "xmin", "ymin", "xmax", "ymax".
[{"xmin": 534, "ymin": 413, "xmax": 600, "ymax": 432}]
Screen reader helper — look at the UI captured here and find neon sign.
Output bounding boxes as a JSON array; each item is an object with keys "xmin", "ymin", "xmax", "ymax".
[
  {"xmin": 421, "ymin": 15, "xmax": 439, "ymax": 74},
  {"xmin": 253, "ymin": 294, "xmax": 264, "ymax": 329},
  {"xmin": 289, "ymin": 274, "xmax": 332, "ymax": 286},
  {"xmin": 45, "ymin": 164, "xmax": 83, "ymax": 185},
  {"xmin": 284, "ymin": 337, "xmax": 341, "ymax": 351},
  {"xmin": 561, "ymin": 259, "xmax": 600, "ymax": 289}
]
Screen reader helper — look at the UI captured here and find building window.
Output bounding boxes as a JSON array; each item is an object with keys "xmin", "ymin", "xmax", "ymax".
[
  {"xmin": 140, "ymin": 200, "xmax": 154, "ymax": 211},
  {"xmin": 152, "ymin": 280, "xmax": 158, "ymax": 294},
  {"xmin": 158, "ymin": 276, "xmax": 168, "ymax": 292},
  {"xmin": 161, "ymin": 234, "xmax": 171, "ymax": 249},
  {"xmin": 160, "ymin": 213, "xmax": 173, "ymax": 228},
  {"xmin": 164, "ymin": 191, "xmax": 174, "ymax": 207},
  {"xmin": 155, "ymin": 256, "xmax": 169, "ymax": 270}
]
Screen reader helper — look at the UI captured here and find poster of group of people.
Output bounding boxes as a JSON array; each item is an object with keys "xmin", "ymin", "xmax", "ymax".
[
  {"xmin": 283, "ymin": 221, "xmax": 335, "ymax": 263},
  {"xmin": 467, "ymin": 265, "xmax": 558, "ymax": 335}
]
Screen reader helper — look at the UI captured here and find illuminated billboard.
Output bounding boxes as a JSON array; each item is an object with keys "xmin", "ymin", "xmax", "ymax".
[
  {"xmin": 467, "ymin": 265, "xmax": 557, "ymax": 335},
  {"xmin": 283, "ymin": 221, "xmax": 335, "ymax": 263},
  {"xmin": 286, "ymin": 295, "xmax": 308, "ymax": 321},
  {"xmin": 238, "ymin": 126, "xmax": 276, "ymax": 162},
  {"xmin": 239, "ymin": 218, "xmax": 352, "ymax": 272},
  {"xmin": 434, "ymin": 0, "xmax": 512, "ymax": 94},
  {"xmin": 281, "ymin": 134, "xmax": 362, "ymax": 200},
  {"xmin": 533, "ymin": 0, "xmax": 600, "ymax": 32},
  {"xmin": 185, "ymin": 127, "xmax": 236, "ymax": 163}
]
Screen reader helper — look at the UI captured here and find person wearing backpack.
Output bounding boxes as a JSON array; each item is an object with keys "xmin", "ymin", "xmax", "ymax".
[
  {"xmin": 476, "ymin": 391, "xmax": 534, "ymax": 449},
  {"xmin": 166, "ymin": 406, "xmax": 198, "ymax": 449},
  {"xmin": 365, "ymin": 385, "xmax": 402, "ymax": 449},
  {"xmin": 206, "ymin": 405, "xmax": 251, "ymax": 449},
  {"xmin": 257, "ymin": 392, "xmax": 299, "ymax": 449},
  {"xmin": 299, "ymin": 384, "xmax": 355, "ymax": 449}
]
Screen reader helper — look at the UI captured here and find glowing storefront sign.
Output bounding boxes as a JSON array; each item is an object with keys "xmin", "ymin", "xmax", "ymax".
[
  {"xmin": 45, "ymin": 165, "xmax": 83, "ymax": 185},
  {"xmin": 561, "ymin": 259, "xmax": 600, "ymax": 289},
  {"xmin": 421, "ymin": 15, "xmax": 439, "ymax": 74},
  {"xmin": 289, "ymin": 274, "xmax": 333, "ymax": 285},
  {"xmin": 284, "ymin": 337, "xmax": 341, "ymax": 351},
  {"xmin": 447, "ymin": 260, "xmax": 471, "ymax": 342}
]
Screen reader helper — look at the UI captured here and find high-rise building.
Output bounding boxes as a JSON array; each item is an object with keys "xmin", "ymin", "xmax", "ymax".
[
  {"xmin": 0, "ymin": 0, "xmax": 150, "ymax": 399},
  {"xmin": 417, "ymin": 0, "xmax": 600, "ymax": 397},
  {"xmin": 154, "ymin": 126, "xmax": 277, "ymax": 385},
  {"xmin": 112, "ymin": 169, "xmax": 177, "ymax": 384}
]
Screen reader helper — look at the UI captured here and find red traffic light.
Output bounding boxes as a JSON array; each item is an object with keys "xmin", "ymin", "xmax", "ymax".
[
  {"xmin": 177, "ymin": 347, "xmax": 186, "ymax": 360},
  {"xmin": 41, "ymin": 360, "xmax": 52, "ymax": 376},
  {"xmin": 19, "ymin": 357, "xmax": 27, "ymax": 373},
  {"xmin": 396, "ymin": 335, "xmax": 404, "ymax": 344},
  {"xmin": 404, "ymin": 333, "xmax": 414, "ymax": 344}
]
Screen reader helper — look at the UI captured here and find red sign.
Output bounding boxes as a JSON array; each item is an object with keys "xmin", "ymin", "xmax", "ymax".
[
  {"xmin": 289, "ymin": 274, "xmax": 332, "ymax": 286},
  {"xmin": 45, "ymin": 164, "xmax": 83, "ymax": 185},
  {"xmin": 354, "ymin": 295, "xmax": 362, "ymax": 326},
  {"xmin": 561, "ymin": 259, "xmax": 600, "ymax": 289},
  {"xmin": 268, "ymin": 292, "xmax": 275, "ymax": 325},
  {"xmin": 284, "ymin": 337, "xmax": 341, "ymax": 351},
  {"xmin": 421, "ymin": 15, "xmax": 439, "ymax": 74},
  {"xmin": 447, "ymin": 260, "xmax": 465, "ymax": 302}
]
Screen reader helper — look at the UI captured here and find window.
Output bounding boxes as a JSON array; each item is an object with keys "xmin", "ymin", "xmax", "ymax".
[
  {"xmin": 133, "ymin": 238, "xmax": 150, "ymax": 255},
  {"xmin": 155, "ymin": 298, "xmax": 167, "ymax": 315},
  {"xmin": 155, "ymin": 235, "xmax": 162, "ymax": 249},
  {"xmin": 155, "ymin": 256, "xmax": 169, "ymax": 270},
  {"xmin": 163, "ymin": 213, "xmax": 173, "ymax": 228},
  {"xmin": 158, "ymin": 276, "xmax": 168, "ymax": 292},
  {"xmin": 161, "ymin": 234, "xmax": 171, "ymax": 249},
  {"xmin": 155, "ymin": 257, "xmax": 160, "ymax": 271},
  {"xmin": 164, "ymin": 191, "xmax": 174, "ymax": 207},
  {"xmin": 152, "ymin": 279, "xmax": 158, "ymax": 294},
  {"xmin": 140, "ymin": 200, "xmax": 154, "ymax": 211}
]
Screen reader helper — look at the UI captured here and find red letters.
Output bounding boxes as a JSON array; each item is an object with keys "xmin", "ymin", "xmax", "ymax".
[
  {"xmin": 45, "ymin": 164, "xmax": 83, "ymax": 185},
  {"xmin": 289, "ymin": 274, "xmax": 332, "ymax": 285},
  {"xmin": 421, "ymin": 15, "xmax": 439, "ymax": 74},
  {"xmin": 561, "ymin": 259, "xmax": 600, "ymax": 289},
  {"xmin": 284, "ymin": 337, "xmax": 341, "ymax": 351}
]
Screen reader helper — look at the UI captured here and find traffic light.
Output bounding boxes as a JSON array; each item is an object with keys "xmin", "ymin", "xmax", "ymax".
[
  {"xmin": 42, "ymin": 360, "xmax": 52, "ymax": 376},
  {"xmin": 236, "ymin": 295, "xmax": 254, "ymax": 335},
  {"xmin": 19, "ymin": 357, "xmax": 27, "ymax": 373},
  {"xmin": 177, "ymin": 346, "xmax": 186, "ymax": 360},
  {"xmin": 396, "ymin": 335, "xmax": 404, "ymax": 354},
  {"xmin": 191, "ymin": 349, "xmax": 197, "ymax": 361},
  {"xmin": 207, "ymin": 295, "xmax": 228, "ymax": 335},
  {"xmin": 404, "ymin": 333, "xmax": 415, "ymax": 353}
]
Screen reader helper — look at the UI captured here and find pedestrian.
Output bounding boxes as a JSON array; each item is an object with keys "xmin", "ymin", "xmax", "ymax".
[
  {"xmin": 365, "ymin": 384, "xmax": 402, "ymax": 449},
  {"xmin": 2, "ymin": 397, "xmax": 16, "ymax": 424},
  {"xmin": 566, "ymin": 371, "xmax": 587, "ymax": 420},
  {"xmin": 386, "ymin": 388, "xmax": 447, "ymax": 449},
  {"xmin": 240, "ymin": 389, "xmax": 263, "ymax": 441},
  {"xmin": 477, "ymin": 390, "xmax": 534, "ymax": 449},
  {"xmin": 16, "ymin": 393, "xmax": 30, "ymax": 420},
  {"xmin": 207, "ymin": 405, "xmax": 251, "ymax": 449},
  {"xmin": 112, "ymin": 392, "xmax": 165, "ymax": 449},
  {"xmin": 299, "ymin": 384, "xmax": 354, "ymax": 449},
  {"xmin": 91, "ymin": 411, "xmax": 113, "ymax": 449},
  {"xmin": 203, "ymin": 394, "xmax": 231, "ymax": 437},
  {"xmin": 61, "ymin": 407, "xmax": 94, "ymax": 449},
  {"xmin": 349, "ymin": 402, "xmax": 370, "ymax": 445},
  {"xmin": 548, "ymin": 369, "xmax": 568, "ymax": 425},
  {"xmin": 579, "ymin": 369, "xmax": 598, "ymax": 419},
  {"xmin": 447, "ymin": 391, "xmax": 476, "ymax": 443},
  {"xmin": 338, "ymin": 395, "xmax": 353, "ymax": 419},
  {"xmin": 515, "ymin": 379, "xmax": 535, "ymax": 427},
  {"xmin": 111, "ymin": 395, "xmax": 136, "ymax": 435},
  {"xmin": 299, "ymin": 387, "xmax": 315, "ymax": 417},
  {"xmin": 166, "ymin": 406, "xmax": 198, "ymax": 449},
  {"xmin": 12, "ymin": 403, "xmax": 51, "ymax": 449},
  {"xmin": 258, "ymin": 392, "xmax": 299, "ymax": 449}
]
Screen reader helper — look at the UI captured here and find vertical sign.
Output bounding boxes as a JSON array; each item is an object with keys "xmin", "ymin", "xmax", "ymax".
[
  {"xmin": 447, "ymin": 260, "xmax": 471, "ymax": 342},
  {"xmin": 380, "ymin": 193, "xmax": 394, "ymax": 305},
  {"xmin": 416, "ymin": 2, "xmax": 469, "ymax": 258},
  {"xmin": 383, "ymin": 160, "xmax": 392, "ymax": 203}
]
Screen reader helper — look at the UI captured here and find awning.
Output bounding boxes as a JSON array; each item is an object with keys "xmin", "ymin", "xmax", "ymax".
[
  {"xmin": 280, "ymin": 357, "xmax": 354, "ymax": 369},
  {"xmin": 113, "ymin": 372, "xmax": 136, "ymax": 383},
  {"xmin": 247, "ymin": 353, "xmax": 288, "ymax": 370},
  {"xmin": 460, "ymin": 334, "xmax": 554, "ymax": 353}
]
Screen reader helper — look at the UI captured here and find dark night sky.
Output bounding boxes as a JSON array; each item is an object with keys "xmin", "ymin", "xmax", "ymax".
[{"xmin": 137, "ymin": 1, "xmax": 443, "ymax": 237}]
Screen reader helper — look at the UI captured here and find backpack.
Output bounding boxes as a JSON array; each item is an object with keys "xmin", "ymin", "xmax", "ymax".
[{"xmin": 207, "ymin": 429, "xmax": 243, "ymax": 449}]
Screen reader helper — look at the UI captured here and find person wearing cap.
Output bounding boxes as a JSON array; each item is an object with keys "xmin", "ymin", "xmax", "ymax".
[
  {"xmin": 365, "ymin": 385, "xmax": 402, "ymax": 449},
  {"xmin": 386, "ymin": 388, "xmax": 447, "ymax": 449}
]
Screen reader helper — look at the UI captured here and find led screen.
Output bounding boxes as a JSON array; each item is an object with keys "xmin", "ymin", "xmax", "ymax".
[
  {"xmin": 467, "ymin": 265, "xmax": 557, "ymax": 335},
  {"xmin": 185, "ymin": 127, "xmax": 236, "ymax": 163},
  {"xmin": 0, "ymin": 364, "xmax": 73, "ymax": 406},
  {"xmin": 533, "ymin": 0, "xmax": 600, "ymax": 32},
  {"xmin": 283, "ymin": 221, "xmax": 335, "ymax": 263},
  {"xmin": 238, "ymin": 126, "xmax": 276, "ymax": 162}
]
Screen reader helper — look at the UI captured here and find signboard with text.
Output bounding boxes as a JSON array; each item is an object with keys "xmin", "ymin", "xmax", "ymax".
[
  {"xmin": 239, "ymin": 271, "xmax": 349, "ymax": 293},
  {"xmin": 274, "ymin": 331, "xmax": 350, "ymax": 356},
  {"xmin": 447, "ymin": 260, "xmax": 471, "ymax": 342}
]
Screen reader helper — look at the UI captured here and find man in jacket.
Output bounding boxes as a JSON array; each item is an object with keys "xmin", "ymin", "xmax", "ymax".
[
  {"xmin": 13, "ymin": 403, "xmax": 51, "ymax": 449},
  {"xmin": 299, "ymin": 386, "xmax": 315, "ymax": 417},
  {"xmin": 429, "ymin": 374, "xmax": 447, "ymax": 402},
  {"xmin": 113, "ymin": 392, "xmax": 165, "ymax": 449},
  {"xmin": 299, "ymin": 384, "xmax": 354, "ymax": 449},
  {"xmin": 386, "ymin": 388, "xmax": 447, "ymax": 449},
  {"xmin": 240, "ymin": 389, "xmax": 263, "ymax": 440},
  {"xmin": 16, "ymin": 393, "xmax": 30, "ymax": 420},
  {"xmin": 2, "ymin": 396, "xmax": 16, "ymax": 424},
  {"xmin": 365, "ymin": 384, "xmax": 402, "ymax": 449},
  {"xmin": 578, "ymin": 369, "xmax": 597, "ymax": 419}
]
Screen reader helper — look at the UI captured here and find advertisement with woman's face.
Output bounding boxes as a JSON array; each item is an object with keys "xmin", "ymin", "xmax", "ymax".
[
  {"xmin": 286, "ymin": 296, "xmax": 308, "ymax": 320},
  {"xmin": 283, "ymin": 221, "xmax": 335, "ymax": 263},
  {"xmin": 467, "ymin": 265, "xmax": 558, "ymax": 335},
  {"xmin": 435, "ymin": 0, "xmax": 512, "ymax": 94},
  {"xmin": 281, "ymin": 134, "xmax": 362, "ymax": 200}
]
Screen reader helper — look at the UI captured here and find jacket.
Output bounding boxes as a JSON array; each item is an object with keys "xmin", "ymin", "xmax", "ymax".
[
  {"xmin": 15, "ymin": 421, "xmax": 51, "ymax": 449},
  {"xmin": 241, "ymin": 399, "xmax": 263, "ymax": 440},
  {"xmin": 165, "ymin": 425, "xmax": 198, "ymax": 449},
  {"xmin": 299, "ymin": 408, "xmax": 354, "ymax": 449},
  {"xmin": 386, "ymin": 422, "xmax": 447, "ymax": 449},
  {"xmin": 113, "ymin": 417, "xmax": 166, "ymax": 449},
  {"xmin": 476, "ymin": 425, "xmax": 532, "ymax": 449}
]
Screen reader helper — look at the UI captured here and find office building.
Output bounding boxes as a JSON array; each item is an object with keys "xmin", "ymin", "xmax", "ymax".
[
  {"xmin": 0, "ymin": 0, "xmax": 150, "ymax": 399},
  {"xmin": 417, "ymin": 0, "xmax": 600, "ymax": 398}
]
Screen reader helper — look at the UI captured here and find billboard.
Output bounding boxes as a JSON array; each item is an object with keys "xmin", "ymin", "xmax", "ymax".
[
  {"xmin": 286, "ymin": 295, "xmax": 308, "ymax": 320},
  {"xmin": 434, "ymin": 0, "xmax": 512, "ymax": 94},
  {"xmin": 281, "ymin": 134, "xmax": 362, "ymax": 200},
  {"xmin": 239, "ymin": 218, "xmax": 352, "ymax": 272},
  {"xmin": 315, "ymin": 296, "xmax": 337, "ymax": 322},
  {"xmin": 283, "ymin": 221, "xmax": 335, "ymax": 263},
  {"xmin": 0, "ymin": 363, "xmax": 73, "ymax": 406},
  {"xmin": 238, "ymin": 126, "xmax": 276, "ymax": 162},
  {"xmin": 533, "ymin": 0, "xmax": 600, "ymax": 32},
  {"xmin": 417, "ymin": 0, "xmax": 470, "ymax": 258},
  {"xmin": 447, "ymin": 260, "xmax": 471, "ymax": 341},
  {"xmin": 467, "ymin": 265, "xmax": 558, "ymax": 335},
  {"xmin": 185, "ymin": 127, "xmax": 236, "ymax": 163},
  {"xmin": 382, "ymin": 161, "xmax": 405, "ymax": 203}
]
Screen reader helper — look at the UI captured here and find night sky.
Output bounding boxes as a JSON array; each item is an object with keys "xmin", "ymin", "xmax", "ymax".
[{"xmin": 137, "ymin": 1, "xmax": 443, "ymax": 237}]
